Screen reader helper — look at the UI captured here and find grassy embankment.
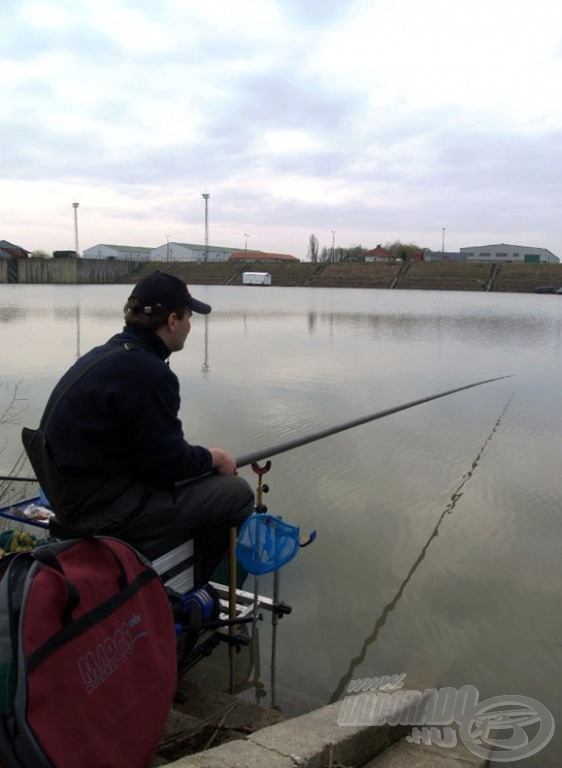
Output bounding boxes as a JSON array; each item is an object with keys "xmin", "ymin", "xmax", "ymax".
[{"xmin": 118, "ymin": 260, "xmax": 562, "ymax": 294}]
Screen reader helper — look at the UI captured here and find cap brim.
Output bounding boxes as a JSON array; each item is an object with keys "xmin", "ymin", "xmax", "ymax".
[{"xmin": 187, "ymin": 296, "xmax": 212, "ymax": 315}]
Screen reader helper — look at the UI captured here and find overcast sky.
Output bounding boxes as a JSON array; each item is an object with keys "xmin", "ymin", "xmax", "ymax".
[{"xmin": 2, "ymin": 0, "xmax": 562, "ymax": 260}]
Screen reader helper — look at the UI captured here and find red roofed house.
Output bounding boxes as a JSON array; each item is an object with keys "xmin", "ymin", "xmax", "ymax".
[{"xmin": 365, "ymin": 244, "xmax": 393, "ymax": 263}]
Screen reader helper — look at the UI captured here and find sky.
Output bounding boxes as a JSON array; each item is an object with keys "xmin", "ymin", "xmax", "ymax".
[{"xmin": 2, "ymin": 0, "xmax": 562, "ymax": 260}]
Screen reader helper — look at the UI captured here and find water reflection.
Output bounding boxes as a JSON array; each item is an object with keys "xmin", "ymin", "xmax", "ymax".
[
  {"xmin": 2, "ymin": 285, "xmax": 562, "ymax": 766},
  {"xmin": 206, "ymin": 308, "xmax": 559, "ymax": 349},
  {"xmin": 329, "ymin": 395, "xmax": 513, "ymax": 703},
  {"xmin": 201, "ymin": 314, "xmax": 210, "ymax": 377},
  {"xmin": 0, "ymin": 307, "xmax": 26, "ymax": 323}
]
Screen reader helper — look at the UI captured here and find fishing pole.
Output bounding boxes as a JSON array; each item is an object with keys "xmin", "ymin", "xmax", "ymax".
[
  {"xmin": 1, "ymin": 376, "xmax": 512, "ymax": 486},
  {"xmin": 233, "ymin": 375, "xmax": 512, "ymax": 469}
]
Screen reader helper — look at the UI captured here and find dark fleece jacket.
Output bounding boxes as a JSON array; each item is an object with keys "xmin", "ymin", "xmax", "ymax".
[{"xmin": 43, "ymin": 324, "xmax": 212, "ymax": 492}]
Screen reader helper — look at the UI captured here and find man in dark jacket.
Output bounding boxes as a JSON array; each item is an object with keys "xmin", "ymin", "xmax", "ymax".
[{"xmin": 31, "ymin": 271, "xmax": 254, "ymax": 585}]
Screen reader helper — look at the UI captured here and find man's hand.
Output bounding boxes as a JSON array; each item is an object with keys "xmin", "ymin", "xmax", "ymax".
[{"xmin": 208, "ymin": 447, "xmax": 238, "ymax": 475}]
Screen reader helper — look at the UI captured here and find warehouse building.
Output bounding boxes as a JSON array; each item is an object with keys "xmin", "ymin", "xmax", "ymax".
[
  {"xmin": 82, "ymin": 244, "xmax": 153, "ymax": 260},
  {"xmin": 460, "ymin": 244, "xmax": 559, "ymax": 264},
  {"xmin": 149, "ymin": 242, "xmax": 238, "ymax": 262},
  {"xmin": 83, "ymin": 241, "xmax": 299, "ymax": 263}
]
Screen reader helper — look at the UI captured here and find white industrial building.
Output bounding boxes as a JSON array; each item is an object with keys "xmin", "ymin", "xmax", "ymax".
[
  {"xmin": 84, "ymin": 242, "xmax": 242, "ymax": 262},
  {"xmin": 81, "ymin": 241, "xmax": 296, "ymax": 263},
  {"xmin": 82, "ymin": 244, "xmax": 153, "ymax": 261},
  {"xmin": 150, "ymin": 242, "xmax": 238, "ymax": 262},
  {"xmin": 460, "ymin": 244, "xmax": 559, "ymax": 264}
]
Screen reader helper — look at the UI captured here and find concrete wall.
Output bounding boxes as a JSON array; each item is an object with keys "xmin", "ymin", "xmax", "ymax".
[{"xmin": 5, "ymin": 258, "xmax": 142, "ymax": 284}]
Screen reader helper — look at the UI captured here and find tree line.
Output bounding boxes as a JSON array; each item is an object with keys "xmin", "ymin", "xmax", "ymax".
[{"xmin": 307, "ymin": 235, "xmax": 422, "ymax": 263}]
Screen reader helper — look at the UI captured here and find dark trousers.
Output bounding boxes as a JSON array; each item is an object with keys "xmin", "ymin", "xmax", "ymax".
[{"xmin": 97, "ymin": 474, "xmax": 254, "ymax": 587}]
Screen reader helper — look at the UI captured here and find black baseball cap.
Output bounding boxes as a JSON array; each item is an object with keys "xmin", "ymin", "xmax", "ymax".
[{"xmin": 129, "ymin": 271, "xmax": 212, "ymax": 315}]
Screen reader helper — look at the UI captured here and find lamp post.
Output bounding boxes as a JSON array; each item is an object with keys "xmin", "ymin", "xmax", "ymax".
[
  {"xmin": 72, "ymin": 201, "xmax": 80, "ymax": 257},
  {"xmin": 244, "ymin": 234, "xmax": 249, "ymax": 254},
  {"xmin": 331, "ymin": 230, "xmax": 336, "ymax": 262},
  {"xmin": 202, "ymin": 193, "xmax": 210, "ymax": 261},
  {"xmin": 442, "ymin": 227, "xmax": 446, "ymax": 255}
]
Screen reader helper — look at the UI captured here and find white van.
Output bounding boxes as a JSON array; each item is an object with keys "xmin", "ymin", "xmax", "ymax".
[{"xmin": 242, "ymin": 272, "xmax": 272, "ymax": 286}]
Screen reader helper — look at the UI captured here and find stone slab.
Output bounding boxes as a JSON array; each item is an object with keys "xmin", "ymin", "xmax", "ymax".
[
  {"xmin": 363, "ymin": 735, "xmax": 487, "ymax": 767},
  {"xmin": 249, "ymin": 700, "xmax": 408, "ymax": 768},
  {"xmin": 160, "ymin": 739, "xmax": 295, "ymax": 768}
]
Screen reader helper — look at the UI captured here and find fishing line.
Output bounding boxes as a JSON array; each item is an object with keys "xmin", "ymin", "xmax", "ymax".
[
  {"xmin": 329, "ymin": 393, "xmax": 514, "ymax": 704},
  {"xmin": 233, "ymin": 376, "xmax": 512, "ymax": 469},
  {"xmin": 2, "ymin": 376, "xmax": 512, "ymax": 486}
]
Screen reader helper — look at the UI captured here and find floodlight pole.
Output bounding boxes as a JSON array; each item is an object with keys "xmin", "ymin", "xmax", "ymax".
[
  {"xmin": 73, "ymin": 201, "xmax": 80, "ymax": 257},
  {"xmin": 202, "ymin": 193, "xmax": 210, "ymax": 261}
]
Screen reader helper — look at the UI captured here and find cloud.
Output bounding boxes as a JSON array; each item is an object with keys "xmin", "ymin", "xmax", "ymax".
[{"xmin": 2, "ymin": 0, "xmax": 562, "ymax": 258}]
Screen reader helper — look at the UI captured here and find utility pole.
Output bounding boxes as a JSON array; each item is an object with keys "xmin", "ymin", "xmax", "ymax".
[
  {"xmin": 331, "ymin": 230, "xmax": 336, "ymax": 262},
  {"xmin": 244, "ymin": 233, "xmax": 249, "ymax": 254},
  {"xmin": 166, "ymin": 235, "xmax": 170, "ymax": 262},
  {"xmin": 202, "ymin": 193, "xmax": 210, "ymax": 261},
  {"xmin": 442, "ymin": 227, "xmax": 446, "ymax": 255},
  {"xmin": 72, "ymin": 201, "xmax": 80, "ymax": 257}
]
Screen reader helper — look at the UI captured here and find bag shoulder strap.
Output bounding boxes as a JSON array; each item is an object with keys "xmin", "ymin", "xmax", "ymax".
[{"xmin": 40, "ymin": 343, "xmax": 137, "ymax": 430}]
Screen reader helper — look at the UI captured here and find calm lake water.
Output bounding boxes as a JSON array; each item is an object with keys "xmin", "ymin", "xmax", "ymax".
[{"xmin": 2, "ymin": 283, "xmax": 562, "ymax": 766}]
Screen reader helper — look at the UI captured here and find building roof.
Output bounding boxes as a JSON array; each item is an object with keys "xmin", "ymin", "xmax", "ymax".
[
  {"xmin": 460, "ymin": 243, "xmax": 553, "ymax": 252},
  {"xmin": 171, "ymin": 242, "xmax": 241, "ymax": 254},
  {"xmin": 365, "ymin": 244, "xmax": 391, "ymax": 259},
  {"xmin": 0, "ymin": 240, "xmax": 29, "ymax": 259},
  {"xmin": 94, "ymin": 244, "xmax": 154, "ymax": 253}
]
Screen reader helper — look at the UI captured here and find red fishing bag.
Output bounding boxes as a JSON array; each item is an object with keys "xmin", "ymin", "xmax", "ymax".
[{"xmin": 0, "ymin": 537, "xmax": 177, "ymax": 768}]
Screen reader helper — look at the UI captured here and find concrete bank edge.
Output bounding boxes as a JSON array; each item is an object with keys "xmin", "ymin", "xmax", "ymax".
[{"xmin": 164, "ymin": 699, "xmax": 409, "ymax": 768}]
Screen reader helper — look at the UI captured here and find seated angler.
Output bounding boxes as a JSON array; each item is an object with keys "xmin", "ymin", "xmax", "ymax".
[{"xmin": 23, "ymin": 271, "xmax": 254, "ymax": 587}]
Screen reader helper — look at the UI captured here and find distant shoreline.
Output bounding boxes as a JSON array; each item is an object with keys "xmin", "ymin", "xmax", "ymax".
[{"xmin": 1, "ymin": 258, "xmax": 561, "ymax": 294}]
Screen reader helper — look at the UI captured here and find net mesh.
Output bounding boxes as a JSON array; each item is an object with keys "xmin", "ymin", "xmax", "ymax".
[{"xmin": 236, "ymin": 513, "xmax": 300, "ymax": 575}]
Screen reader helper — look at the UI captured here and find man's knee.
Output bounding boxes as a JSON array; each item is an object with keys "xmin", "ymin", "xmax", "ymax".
[
  {"xmin": 175, "ymin": 474, "xmax": 254, "ymax": 528},
  {"xmin": 224, "ymin": 475, "xmax": 254, "ymax": 522}
]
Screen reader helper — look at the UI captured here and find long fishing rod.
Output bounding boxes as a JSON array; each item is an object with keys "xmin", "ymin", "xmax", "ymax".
[
  {"xmin": 233, "ymin": 375, "xmax": 512, "ymax": 469},
  {"xmin": 0, "ymin": 376, "xmax": 511, "ymax": 485}
]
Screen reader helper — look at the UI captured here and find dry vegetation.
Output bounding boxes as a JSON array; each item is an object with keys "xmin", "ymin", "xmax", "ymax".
[{"xmin": 118, "ymin": 260, "xmax": 562, "ymax": 294}]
